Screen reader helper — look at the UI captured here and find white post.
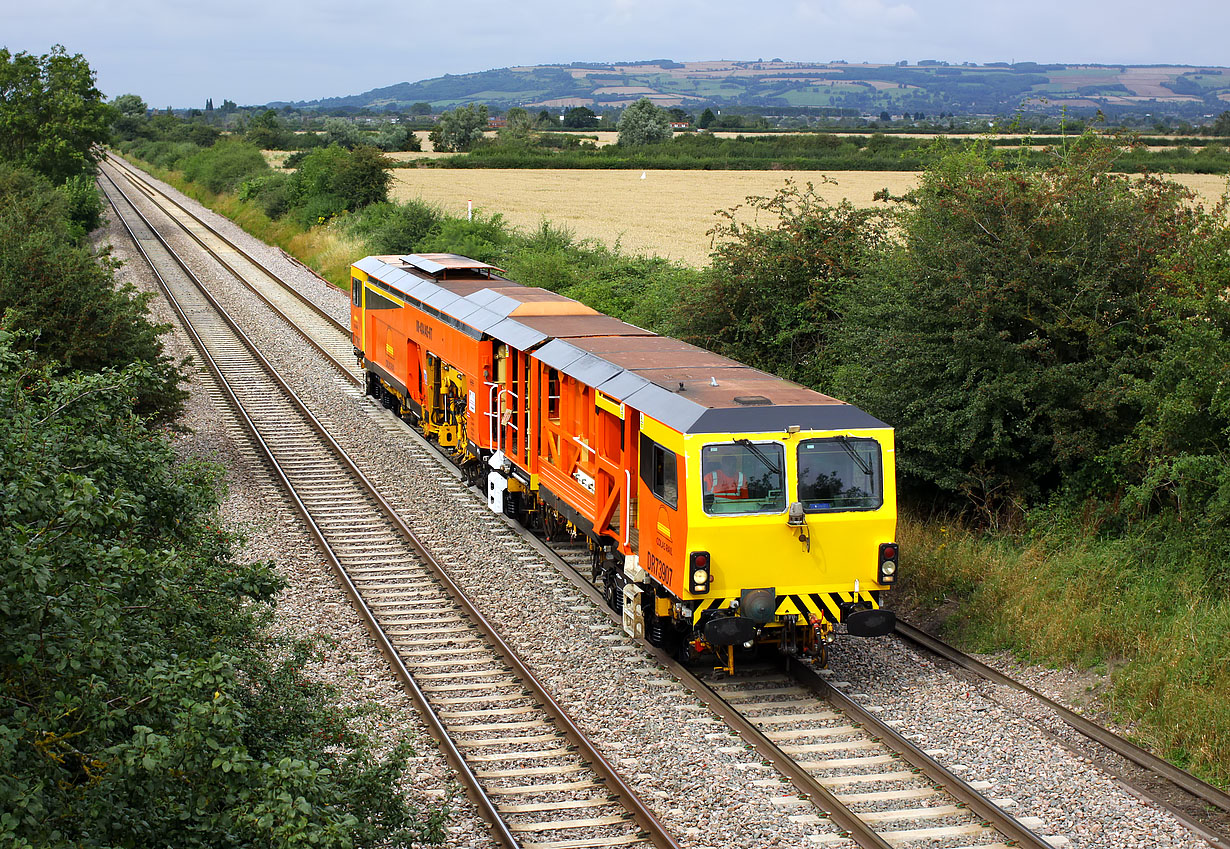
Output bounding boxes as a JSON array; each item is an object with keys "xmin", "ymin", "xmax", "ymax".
[{"xmin": 467, "ymin": 200, "xmax": 473, "ymax": 221}]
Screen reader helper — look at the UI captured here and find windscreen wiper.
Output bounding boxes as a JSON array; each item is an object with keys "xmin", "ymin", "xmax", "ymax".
[
  {"xmin": 835, "ymin": 436, "xmax": 874, "ymax": 477},
  {"xmin": 734, "ymin": 439, "xmax": 782, "ymax": 476}
]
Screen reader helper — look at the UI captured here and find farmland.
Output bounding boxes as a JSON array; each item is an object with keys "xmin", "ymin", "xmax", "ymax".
[{"xmin": 390, "ymin": 168, "xmax": 1229, "ymax": 267}]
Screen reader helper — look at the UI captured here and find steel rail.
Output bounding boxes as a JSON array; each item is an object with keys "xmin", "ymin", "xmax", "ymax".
[
  {"xmin": 101, "ymin": 159, "xmax": 361, "ymax": 387},
  {"xmin": 101, "ymin": 170, "xmax": 681, "ymax": 849},
  {"xmin": 105, "ymin": 153, "xmax": 349, "ymax": 331},
  {"xmin": 896, "ymin": 619, "xmax": 1230, "ymax": 814},
  {"xmin": 788, "ymin": 658, "xmax": 1057, "ymax": 849},
  {"xmin": 99, "ymin": 171, "xmax": 523, "ymax": 849}
]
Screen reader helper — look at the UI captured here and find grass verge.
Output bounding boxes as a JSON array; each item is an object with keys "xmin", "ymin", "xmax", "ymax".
[{"xmin": 897, "ymin": 513, "xmax": 1230, "ymax": 787}]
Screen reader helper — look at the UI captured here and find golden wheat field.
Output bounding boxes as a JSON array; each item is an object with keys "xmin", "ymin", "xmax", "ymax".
[
  {"xmin": 390, "ymin": 170, "xmax": 923, "ymax": 266},
  {"xmin": 389, "ymin": 169, "xmax": 1228, "ymax": 267}
]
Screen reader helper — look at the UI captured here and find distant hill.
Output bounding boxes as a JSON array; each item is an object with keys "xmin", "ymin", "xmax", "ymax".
[{"xmin": 278, "ymin": 59, "xmax": 1230, "ymax": 119}]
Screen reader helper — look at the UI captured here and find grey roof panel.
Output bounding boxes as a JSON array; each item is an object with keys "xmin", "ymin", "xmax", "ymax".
[
  {"xmin": 401, "ymin": 254, "xmax": 447, "ymax": 275},
  {"xmin": 488, "ymin": 318, "xmax": 548, "ymax": 350},
  {"xmin": 355, "ymin": 256, "xmax": 385, "ymax": 275},
  {"xmin": 562, "ymin": 353, "xmax": 622, "ymax": 388},
  {"xmin": 422, "ymin": 287, "xmax": 462, "ymax": 311},
  {"xmin": 462, "ymin": 306, "xmax": 505, "ymax": 334},
  {"xmin": 621, "ymin": 382, "xmax": 707, "ymax": 432},
  {"xmin": 447, "ymin": 299, "xmax": 483, "ymax": 322},
  {"xmin": 478, "ymin": 292, "xmax": 521, "ymax": 318},
  {"xmin": 596, "ymin": 370, "xmax": 652, "ymax": 401},
  {"xmin": 534, "ymin": 339, "xmax": 587, "ymax": 372}
]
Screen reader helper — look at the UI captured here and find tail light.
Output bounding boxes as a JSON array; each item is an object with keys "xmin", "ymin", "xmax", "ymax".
[
  {"xmin": 689, "ymin": 551, "xmax": 711, "ymax": 595},
  {"xmin": 878, "ymin": 542, "xmax": 898, "ymax": 585}
]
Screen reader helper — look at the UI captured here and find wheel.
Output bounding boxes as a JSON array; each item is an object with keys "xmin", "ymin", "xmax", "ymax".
[{"xmin": 602, "ymin": 566, "xmax": 624, "ymax": 615}]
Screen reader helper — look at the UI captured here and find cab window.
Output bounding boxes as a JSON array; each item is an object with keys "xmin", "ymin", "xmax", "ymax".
[
  {"xmin": 352, "ymin": 276, "xmax": 363, "ymax": 307},
  {"xmin": 797, "ymin": 437, "xmax": 883, "ymax": 513},
  {"xmin": 701, "ymin": 442, "xmax": 785, "ymax": 515},
  {"xmin": 639, "ymin": 434, "xmax": 677, "ymax": 508}
]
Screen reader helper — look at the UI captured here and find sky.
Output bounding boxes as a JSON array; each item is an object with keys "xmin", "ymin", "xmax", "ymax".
[{"xmin": 5, "ymin": 0, "xmax": 1228, "ymax": 108}]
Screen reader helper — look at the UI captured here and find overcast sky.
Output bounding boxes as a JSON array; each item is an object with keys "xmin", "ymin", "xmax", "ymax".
[{"xmin": 6, "ymin": 0, "xmax": 1228, "ymax": 108}]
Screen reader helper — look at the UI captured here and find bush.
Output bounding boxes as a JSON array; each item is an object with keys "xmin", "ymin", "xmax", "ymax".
[
  {"xmin": 417, "ymin": 211, "xmax": 511, "ymax": 262},
  {"xmin": 0, "ymin": 333, "xmax": 443, "ymax": 848},
  {"xmin": 675, "ymin": 180, "xmax": 887, "ymax": 389},
  {"xmin": 239, "ymin": 173, "xmax": 293, "ymax": 220},
  {"xmin": 180, "ymin": 138, "xmax": 270, "ymax": 194},
  {"xmin": 286, "ymin": 145, "xmax": 392, "ymax": 225},
  {"xmin": 0, "ymin": 164, "xmax": 183, "ymax": 419},
  {"xmin": 347, "ymin": 199, "xmax": 442, "ymax": 254},
  {"xmin": 832, "ymin": 137, "xmax": 1223, "ymax": 518},
  {"xmin": 56, "ymin": 173, "xmax": 105, "ymax": 236}
]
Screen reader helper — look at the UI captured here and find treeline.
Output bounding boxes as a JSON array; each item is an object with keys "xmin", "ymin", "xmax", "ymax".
[
  {"xmin": 440, "ymin": 129, "xmax": 1230, "ymax": 174},
  {"xmin": 1, "ymin": 47, "xmax": 445, "ymax": 847}
]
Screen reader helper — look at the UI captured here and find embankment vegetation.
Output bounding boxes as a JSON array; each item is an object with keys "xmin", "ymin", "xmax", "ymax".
[
  {"xmin": 116, "ymin": 102, "xmax": 1230, "ymax": 787},
  {"xmin": 1, "ymin": 48, "xmax": 446, "ymax": 848}
]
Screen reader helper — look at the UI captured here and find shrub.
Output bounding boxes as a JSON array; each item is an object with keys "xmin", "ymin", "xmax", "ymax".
[
  {"xmin": 347, "ymin": 199, "xmax": 443, "ymax": 254},
  {"xmin": 180, "ymin": 138, "xmax": 270, "ymax": 194}
]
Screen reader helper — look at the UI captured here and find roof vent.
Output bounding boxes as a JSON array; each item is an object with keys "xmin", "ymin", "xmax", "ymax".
[{"xmin": 733, "ymin": 395, "xmax": 772, "ymax": 406}]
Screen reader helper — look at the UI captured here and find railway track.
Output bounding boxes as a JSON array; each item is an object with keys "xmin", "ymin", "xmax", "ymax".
[
  {"xmin": 100, "ymin": 165, "xmax": 679, "ymax": 849},
  {"xmin": 104, "ymin": 156, "xmax": 1227, "ymax": 849}
]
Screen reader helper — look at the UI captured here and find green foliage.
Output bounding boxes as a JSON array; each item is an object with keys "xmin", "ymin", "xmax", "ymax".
[
  {"xmin": 245, "ymin": 109, "xmax": 293, "ymax": 149},
  {"xmin": 678, "ymin": 180, "xmax": 887, "ymax": 389},
  {"xmin": 697, "ymin": 108, "xmax": 716, "ymax": 129},
  {"xmin": 372, "ymin": 125, "xmax": 422, "ymax": 152},
  {"xmin": 0, "ymin": 333, "xmax": 443, "ymax": 847},
  {"xmin": 500, "ymin": 107, "xmax": 532, "ymax": 141},
  {"xmin": 110, "ymin": 93, "xmax": 149, "ymax": 140},
  {"xmin": 55, "ymin": 173, "xmax": 106, "ymax": 236},
  {"xmin": 563, "ymin": 107, "xmax": 598, "ymax": 128},
  {"xmin": 831, "ymin": 137, "xmax": 1225, "ymax": 518},
  {"xmin": 180, "ymin": 139, "xmax": 271, "ymax": 194},
  {"xmin": 323, "ymin": 117, "xmax": 365, "ymax": 150},
  {"xmin": 428, "ymin": 104, "xmax": 488, "ymax": 152},
  {"xmin": 0, "ymin": 165, "xmax": 183, "ymax": 418},
  {"xmin": 616, "ymin": 98, "xmax": 671, "ymax": 146},
  {"xmin": 284, "ymin": 145, "xmax": 392, "ymax": 225},
  {"xmin": 416, "ymin": 210, "xmax": 511, "ymax": 263},
  {"xmin": 0, "ymin": 46, "xmax": 112, "ymax": 183},
  {"xmin": 345, "ymin": 199, "xmax": 443, "ymax": 254}
]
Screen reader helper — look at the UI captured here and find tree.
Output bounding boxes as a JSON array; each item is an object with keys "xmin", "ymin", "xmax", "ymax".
[
  {"xmin": 323, "ymin": 116, "xmax": 365, "ymax": 149},
  {"xmin": 0, "ymin": 164, "xmax": 183, "ymax": 417},
  {"xmin": 677, "ymin": 180, "xmax": 887, "ymax": 389},
  {"xmin": 534, "ymin": 109, "xmax": 558, "ymax": 129},
  {"xmin": 408, "ymin": 101, "xmax": 432, "ymax": 116},
  {"xmin": 245, "ymin": 108, "xmax": 288, "ymax": 149},
  {"xmin": 833, "ymin": 136, "xmax": 1225, "ymax": 516},
  {"xmin": 667, "ymin": 107, "xmax": 692, "ymax": 124},
  {"xmin": 110, "ymin": 93, "xmax": 148, "ymax": 140},
  {"xmin": 1213, "ymin": 110, "xmax": 1230, "ymax": 136},
  {"xmin": 428, "ymin": 103, "xmax": 488, "ymax": 152},
  {"xmin": 285, "ymin": 144, "xmax": 391, "ymax": 224},
  {"xmin": 0, "ymin": 46, "xmax": 112, "ymax": 183},
  {"xmin": 617, "ymin": 98, "xmax": 671, "ymax": 146},
  {"xmin": 697, "ymin": 108, "xmax": 717, "ymax": 129},
  {"xmin": 501, "ymin": 107, "xmax": 532, "ymax": 140},
  {"xmin": 562, "ymin": 106, "xmax": 598, "ymax": 128}
]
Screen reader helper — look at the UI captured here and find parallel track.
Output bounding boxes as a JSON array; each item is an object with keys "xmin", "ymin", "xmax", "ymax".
[
  {"xmin": 101, "ymin": 165, "xmax": 679, "ymax": 849},
  {"xmin": 106, "ymin": 156, "xmax": 1229, "ymax": 849}
]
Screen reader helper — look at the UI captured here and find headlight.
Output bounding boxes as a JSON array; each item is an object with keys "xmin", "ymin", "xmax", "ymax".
[{"xmin": 880, "ymin": 561, "xmax": 896, "ymax": 577}]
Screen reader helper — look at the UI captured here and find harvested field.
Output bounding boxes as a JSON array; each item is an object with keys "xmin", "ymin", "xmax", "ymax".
[
  {"xmin": 390, "ymin": 169, "xmax": 920, "ymax": 266},
  {"xmin": 390, "ymin": 168, "xmax": 1228, "ymax": 268}
]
